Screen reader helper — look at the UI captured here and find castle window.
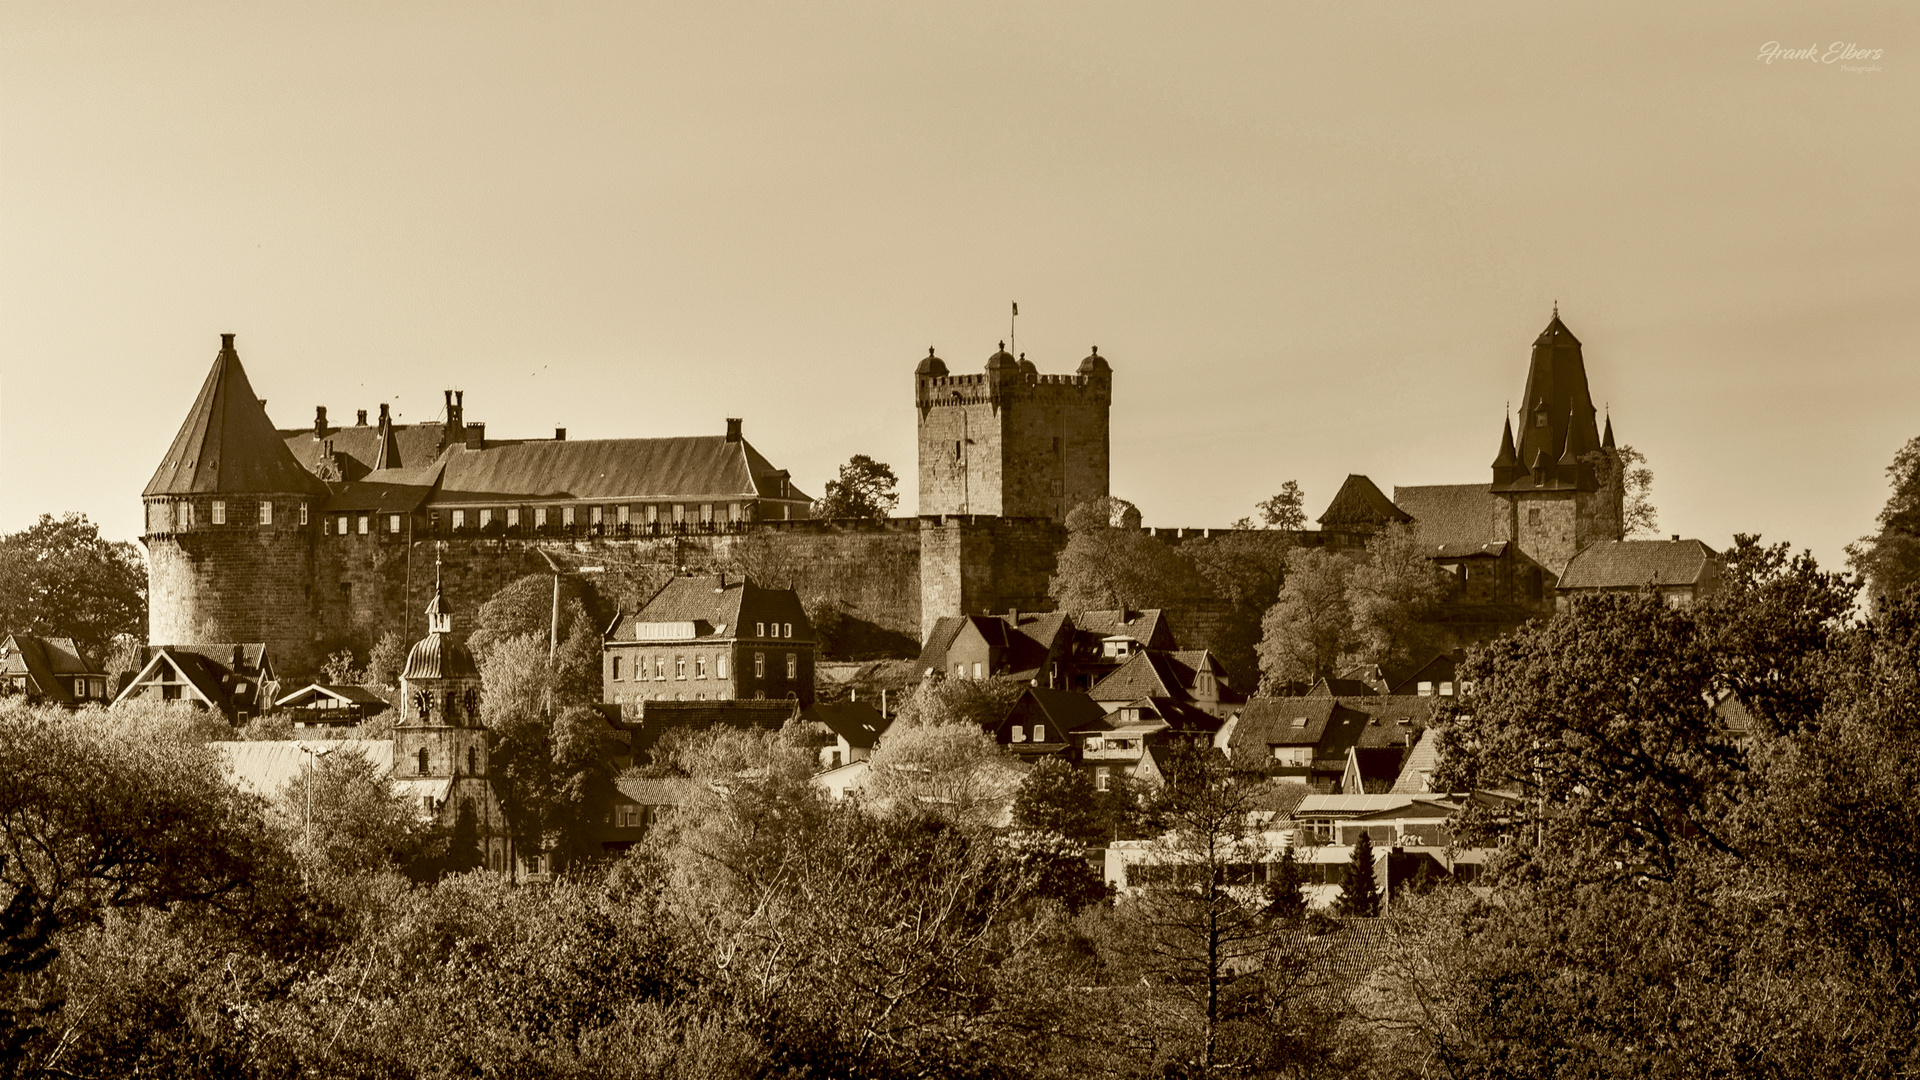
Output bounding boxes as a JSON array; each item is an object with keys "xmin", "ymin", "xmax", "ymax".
[
  {"xmin": 756, "ymin": 622, "xmax": 765, "ymax": 637},
  {"xmin": 1528, "ymin": 507, "xmax": 1541, "ymax": 526},
  {"xmin": 784, "ymin": 623, "xmax": 792, "ymax": 638},
  {"xmin": 1052, "ymin": 437, "xmax": 1061, "ymax": 455},
  {"xmin": 695, "ymin": 655, "xmax": 707, "ymax": 679},
  {"xmin": 259, "ymin": 502, "xmax": 273, "ymax": 526},
  {"xmin": 612, "ymin": 656, "xmax": 622, "ymax": 680},
  {"xmin": 787, "ymin": 654, "xmax": 797, "ymax": 679},
  {"xmin": 645, "ymin": 504, "xmax": 659, "ymax": 525},
  {"xmin": 417, "ymin": 748, "xmax": 429, "ymax": 775},
  {"xmin": 675, "ymin": 656, "xmax": 686, "ymax": 679},
  {"xmin": 444, "ymin": 691, "xmax": 457, "ymax": 718},
  {"xmin": 337, "ymin": 516, "xmax": 349, "ymax": 535},
  {"xmin": 590, "ymin": 505, "xmax": 602, "ymax": 526},
  {"xmin": 755, "ymin": 653, "xmax": 765, "ymax": 679},
  {"xmin": 700, "ymin": 504, "xmax": 714, "ymax": 524},
  {"xmin": 299, "ymin": 503, "xmax": 308, "ymax": 526},
  {"xmin": 179, "ymin": 502, "xmax": 194, "ymax": 529},
  {"xmin": 535, "ymin": 507, "xmax": 547, "ymax": 528},
  {"xmin": 210, "ymin": 500, "xmax": 226, "ymax": 525},
  {"xmin": 1536, "ymin": 414, "xmax": 1548, "ymax": 427},
  {"xmin": 358, "ymin": 515, "xmax": 369, "ymax": 535},
  {"xmin": 718, "ymin": 656, "xmax": 729, "ymax": 679},
  {"xmin": 389, "ymin": 514, "xmax": 401, "ymax": 534},
  {"xmin": 729, "ymin": 503, "xmax": 742, "ymax": 523},
  {"xmin": 954, "ymin": 441, "xmax": 962, "ymax": 460},
  {"xmin": 467, "ymin": 747, "xmax": 477, "ymax": 773}
]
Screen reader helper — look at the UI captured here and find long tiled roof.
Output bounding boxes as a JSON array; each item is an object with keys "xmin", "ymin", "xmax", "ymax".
[
  {"xmin": 1231, "ymin": 695, "xmax": 1434, "ymax": 760},
  {"xmin": 1, "ymin": 635, "xmax": 98, "ymax": 704},
  {"xmin": 1073, "ymin": 609, "xmax": 1174, "ymax": 650},
  {"xmin": 1090, "ymin": 652, "xmax": 1183, "ymax": 702},
  {"xmin": 803, "ymin": 702, "xmax": 890, "ymax": 750},
  {"xmin": 1390, "ymin": 730, "xmax": 1444, "ymax": 794},
  {"xmin": 1393, "ymin": 483, "xmax": 1496, "ymax": 547},
  {"xmin": 212, "ymin": 739, "xmax": 394, "ymax": 799},
  {"xmin": 1557, "ymin": 539, "xmax": 1718, "ymax": 590},
  {"xmin": 423, "ymin": 436, "xmax": 809, "ymax": 505},
  {"xmin": 283, "ymin": 421, "xmax": 448, "ymax": 477},
  {"xmin": 146, "ymin": 338, "xmax": 331, "ymax": 498}
]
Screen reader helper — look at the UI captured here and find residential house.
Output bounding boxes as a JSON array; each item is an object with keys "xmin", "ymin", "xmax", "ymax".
[
  {"xmin": 1555, "ymin": 538, "xmax": 1722, "ymax": 610},
  {"xmin": 0, "ymin": 634, "xmax": 108, "ymax": 707},
  {"xmin": 273, "ymin": 682, "xmax": 392, "ymax": 728},
  {"xmin": 1074, "ymin": 697, "xmax": 1223, "ymax": 792},
  {"xmin": 1090, "ymin": 648, "xmax": 1242, "ymax": 716},
  {"xmin": 617, "ymin": 698, "xmax": 801, "ymax": 765},
  {"xmin": 601, "ymin": 777, "xmax": 694, "ymax": 852},
  {"xmin": 113, "ymin": 643, "xmax": 275, "ymax": 722},
  {"xmin": 918, "ymin": 610, "xmax": 1075, "ymax": 686},
  {"xmin": 799, "ymin": 701, "xmax": 890, "ymax": 770},
  {"xmin": 604, "ymin": 574, "xmax": 815, "ymax": 706},
  {"xmin": 993, "ymin": 686, "xmax": 1107, "ymax": 761},
  {"xmin": 1227, "ymin": 694, "xmax": 1432, "ymax": 792}
]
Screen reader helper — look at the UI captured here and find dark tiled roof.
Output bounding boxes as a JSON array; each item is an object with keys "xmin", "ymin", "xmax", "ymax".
[
  {"xmin": 611, "ymin": 576, "xmax": 812, "ymax": 643},
  {"xmin": 284, "ymin": 421, "xmax": 448, "ymax": 477},
  {"xmin": 321, "ymin": 471, "xmax": 439, "ymax": 514},
  {"xmin": 401, "ymin": 633, "xmax": 480, "ymax": 680},
  {"xmin": 1350, "ymin": 746, "xmax": 1407, "ymax": 793},
  {"xmin": 151, "ymin": 643, "xmax": 269, "ymax": 675},
  {"xmin": 802, "ymin": 702, "xmax": 890, "ymax": 750},
  {"xmin": 1307, "ymin": 676, "xmax": 1382, "ymax": 698},
  {"xmin": 1073, "ymin": 609, "xmax": 1175, "ymax": 650},
  {"xmin": 276, "ymin": 682, "xmax": 393, "ymax": 707},
  {"xmin": 1557, "ymin": 539, "xmax": 1718, "ymax": 591},
  {"xmin": 1393, "ymin": 483, "xmax": 1496, "ymax": 548},
  {"xmin": 1, "ymin": 635, "xmax": 100, "ymax": 704},
  {"xmin": 1231, "ymin": 695, "xmax": 1434, "ymax": 761},
  {"xmin": 426, "ymin": 436, "xmax": 809, "ymax": 505},
  {"xmin": 1090, "ymin": 651, "xmax": 1183, "ymax": 702},
  {"xmin": 1318, "ymin": 475, "xmax": 1412, "ymax": 529},
  {"xmin": 615, "ymin": 777, "xmax": 696, "ymax": 806},
  {"xmin": 1386, "ymin": 653, "xmax": 1459, "ymax": 696},
  {"xmin": 146, "ymin": 339, "xmax": 331, "ymax": 498},
  {"xmin": 1007, "ymin": 687, "xmax": 1112, "ymax": 735}
]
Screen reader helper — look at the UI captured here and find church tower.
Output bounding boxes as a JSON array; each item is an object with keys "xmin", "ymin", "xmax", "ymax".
[
  {"xmin": 143, "ymin": 334, "xmax": 332, "ymax": 673},
  {"xmin": 1489, "ymin": 311, "xmax": 1624, "ymax": 587},
  {"xmin": 396, "ymin": 575, "xmax": 506, "ymax": 873},
  {"xmin": 915, "ymin": 343, "xmax": 1111, "ymax": 522}
]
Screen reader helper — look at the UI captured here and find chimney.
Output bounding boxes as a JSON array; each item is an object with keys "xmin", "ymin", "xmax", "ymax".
[
  {"xmin": 1671, "ymin": 534, "xmax": 1680, "ymax": 542},
  {"xmin": 378, "ymin": 403, "xmax": 390, "ymax": 425},
  {"xmin": 554, "ymin": 427, "xmax": 567, "ymax": 441},
  {"xmin": 221, "ymin": 332, "xmax": 236, "ymax": 351},
  {"xmin": 314, "ymin": 406, "xmax": 327, "ymax": 438},
  {"xmin": 726, "ymin": 418, "xmax": 743, "ymax": 442},
  {"xmin": 356, "ymin": 409, "xmax": 368, "ymax": 426},
  {"xmin": 1007, "ymin": 607, "xmax": 1018, "ymax": 621},
  {"xmin": 465, "ymin": 422, "xmax": 486, "ymax": 450}
]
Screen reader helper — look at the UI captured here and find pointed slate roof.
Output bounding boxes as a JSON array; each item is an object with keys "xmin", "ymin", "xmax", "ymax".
[
  {"xmin": 145, "ymin": 335, "xmax": 330, "ymax": 498},
  {"xmin": 1492, "ymin": 414, "xmax": 1519, "ymax": 470},
  {"xmin": 1317, "ymin": 475, "xmax": 1413, "ymax": 530},
  {"xmin": 1497, "ymin": 312, "xmax": 1603, "ymax": 494}
]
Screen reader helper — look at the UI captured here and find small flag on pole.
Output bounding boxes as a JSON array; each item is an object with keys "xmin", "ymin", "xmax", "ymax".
[{"xmin": 1012, "ymin": 302, "xmax": 1018, "ymax": 316}]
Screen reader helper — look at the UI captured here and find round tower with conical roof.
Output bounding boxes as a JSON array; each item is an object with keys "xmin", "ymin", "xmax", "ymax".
[{"xmin": 143, "ymin": 334, "xmax": 333, "ymax": 675}]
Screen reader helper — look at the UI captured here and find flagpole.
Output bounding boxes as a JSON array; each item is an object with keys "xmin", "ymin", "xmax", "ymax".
[{"xmin": 1010, "ymin": 301, "xmax": 1018, "ymax": 360}]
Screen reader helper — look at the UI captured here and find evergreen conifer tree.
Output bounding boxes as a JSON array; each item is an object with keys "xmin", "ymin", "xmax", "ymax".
[
  {"xmin": 1267, "ymin": 847, "xmax": 1308, "ymax": 923},
  {"xmin": 1339, "ymin": 830, "xmax": 1380, "ymax": 917}
]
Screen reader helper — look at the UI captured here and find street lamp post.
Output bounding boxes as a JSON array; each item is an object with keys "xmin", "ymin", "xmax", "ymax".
[{"xmin": 297, "ymin": 743, "xmax": 335, "ymax": 847}]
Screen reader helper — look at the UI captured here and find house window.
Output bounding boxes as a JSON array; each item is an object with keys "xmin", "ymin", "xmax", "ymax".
[
  {"xmin": 717, "ymin": 656, "xmax": 729, "ymax": 679},
  {"xmin": 757, "ymin": 622, "xmax": 765, "ymax": 638},
  {"xmin": 955, "ymin": 663, "xmax": 965, "ymax": 678},
  {"xmin": 507, "ymin": 507, "xmax": 520, "ymax": 527},
  {"xmin": 786, "ymin": 654, "xmax": 797, "ymax": 679},
  {"xmin": 1418, "ymin": 681, "xmax": 1434, "ymax": 697},
  {"xmin": 784, "ymin": 623, "xmax": 792, "ymax": 638},
  {"xmin": 831, "ymin": 750, "xmax": 842, "ymax": 768},
  {"xmin": 563, "ymin": 506, "xmax": 575, "ymax": 527},
  {"xmin": 972, "ymin": 662, "xmax": 981, "ymax": 679},
  {"xmin": 358, "ymin": 515, "xmax": 369, "ymax": 535},
  {"xmin": 1086, "ymin": 737, "xmax": 1103, "ymax": 752},
  {"xmin": 1033, "ymin": 723, "xmax": 1046, "ymax": 742},
  {"xmin": 299, "ymin": 503, "xmax": 309, "ymax": 526},
  {"xmin": 479, "ymin": 508, "xmax": 493, "ymax": 528},
  {"xmin": 259, "ymin": 501, "xmax": 273, "ymax": 525},
  {"xmin": 755, "ymin": 653, "xmax": 765, "ymax": 679},
  {"xmin": 1439, "ymin": 681, "xmax": 1455, "ymax": 696},
  {"xmin": 417, "ymin": 748, "xmax": 429, "ymax": 775},
  {"xmin": 654, "ymin": 656, "xmax": 666, "ymax": 680},
  {"xmin": 452, "ymin": 509, "xmax": 466, "ymax": 530},
  {"xmin": 535, "ymin": 507, "xmax": 548, "ymax": 527},
  {"xmin": 695, "ymin": 655, "xmax": 707, "ymax": 679},
  {"xmin": 210, "ymin": 500, "xmax": 226, "ymax": 525},
  {"xmin": 672, "ymin": 504, "xmax": 685, "ymax": 524},
  {"xmin": 611, "ymin": 656, "xmax": 622, "ymax": 680},
  {"xmin": 1011, "ymin": 725, "xmax": 1025, "ymax": 743},
  {"xmin": 618, "ymin": 504, "xmax": 630, "ymax": 526},
  {"xmin": 675, "ymin": 656, "xmax": 686, "ymax": 679},
  {"xmin": 337, "ymin": 516, "xmax": 349, "ymax": 535},
  {"xmin": 389, "ymin": 514, "xmax": 402, "ymax": 534},
  {"xmin": 1094, "ymin": 767, "xmax": 1111, "ymax": 792}
]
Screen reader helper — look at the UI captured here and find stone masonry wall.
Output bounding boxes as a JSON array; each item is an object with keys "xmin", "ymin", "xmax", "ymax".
[{"xmin": 146, "ymin": 503, "xmax": 322, "ymax": 676}]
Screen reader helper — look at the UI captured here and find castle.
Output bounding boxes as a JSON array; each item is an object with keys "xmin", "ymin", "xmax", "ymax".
[{"xmin": 140, "ymin": 313, "xmax": 1634, "ymax": 680}]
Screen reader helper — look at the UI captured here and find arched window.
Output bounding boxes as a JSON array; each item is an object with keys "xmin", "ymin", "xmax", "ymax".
[
  {"xmin": 467, "ymin": 746, "xmax": 477, "ymax": 774},
  {"xmin": 417, "ymin": 748, "xmax": 429, "ymax": 775},
  {"xmin": 444, "ymin": 690, "xmax": 458, "ymax": 719}
]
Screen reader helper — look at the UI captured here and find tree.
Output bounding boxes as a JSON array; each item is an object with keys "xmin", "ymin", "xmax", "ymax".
[
  {"xmin": 1266, "ymin": 848, "xmax": 1307, "ymax": 924},
  {"xmin": 275, "ymin": 745, "xmax": 439, "ymax": 879},
  {"xmin": 1010, "ymin": 756, "xmax": 1105, "ymax": 845},
  {"xmin": 1232, "ymin": 480, "xmax": 1306, "ymax": 532},
  {"xmin": 1345, "ymin": 521, "xmax": 1451, "ymax": 670},
  {"xmin": 890, "ymin": 671, "xmax": 1022, "ymax": 730},
  {"xmin": 470, "ymin": 574, "xmax": 602, "ymax": 708},
  {"xmin": 1048, "ymin": 496, "xmax": 1202, "ymax": 612},
  {"xmin": 863, "ymin": 720, "xmax": 1022, "ymax": 828},
  {"xmin": 811, "ymin": 454, "xmax": 900, "ymax": 521},
  {"xmin": 1256, "ymin": 547, "xmax": 1357, "ymax": 690},
  {"xmin": 361, "ymin": 630, "xmax": 408, "ymax": 688},
  {"xmin": 1338, "ymin": 830, "xmax": 1379, "ymax": 917},
  {"xmin": 478, "ymin": 633, "xmax": 617, "ymax": 869},
  {"xmin": 0, "ymin": 514, "xmax": 146, "ymax": 665},
  {"xmin": 1849, "ymin": 434, "xmax": 1920, "ymax": 602},
  {"xmin": 0, "ymin": 703, "xmax": 278, "ymax": 1055},
  {"xmin": 1187, "ymin": 528, "xmax": 1295, "ymax": 691},
  {"xmin": 1587, "ymin": 443, "xmax": 1658, "ymax": 539}
]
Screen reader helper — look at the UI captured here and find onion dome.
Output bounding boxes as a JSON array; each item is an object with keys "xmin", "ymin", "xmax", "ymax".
[
  {"xmin": 1077, "ymin": 345, "xmax": 1110, "ymax": 376},
  {"xmin": 1017, "ymin": 352, "xmax": 1037, "ymax": 377},
  {"xmin": 402, "ymin": 630, "xmax": 479, "ymax": 681},
  {"xmin": 986, "ymin": 341, "xmax": 1020, "ymax": 374},
  {"xmin": 915, "ymin": 347, "xmax": 947, "ymax": 378}
]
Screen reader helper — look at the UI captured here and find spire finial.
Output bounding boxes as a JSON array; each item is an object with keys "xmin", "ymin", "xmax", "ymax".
[{"xmin": 1552, "ymin": 299, "xmax": 1558, "ymax": 318}]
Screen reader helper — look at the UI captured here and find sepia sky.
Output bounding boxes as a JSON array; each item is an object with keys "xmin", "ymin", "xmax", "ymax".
[{"xmin": 2, "ymin": 2, "xmax": 1915, "ymax": 574}]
